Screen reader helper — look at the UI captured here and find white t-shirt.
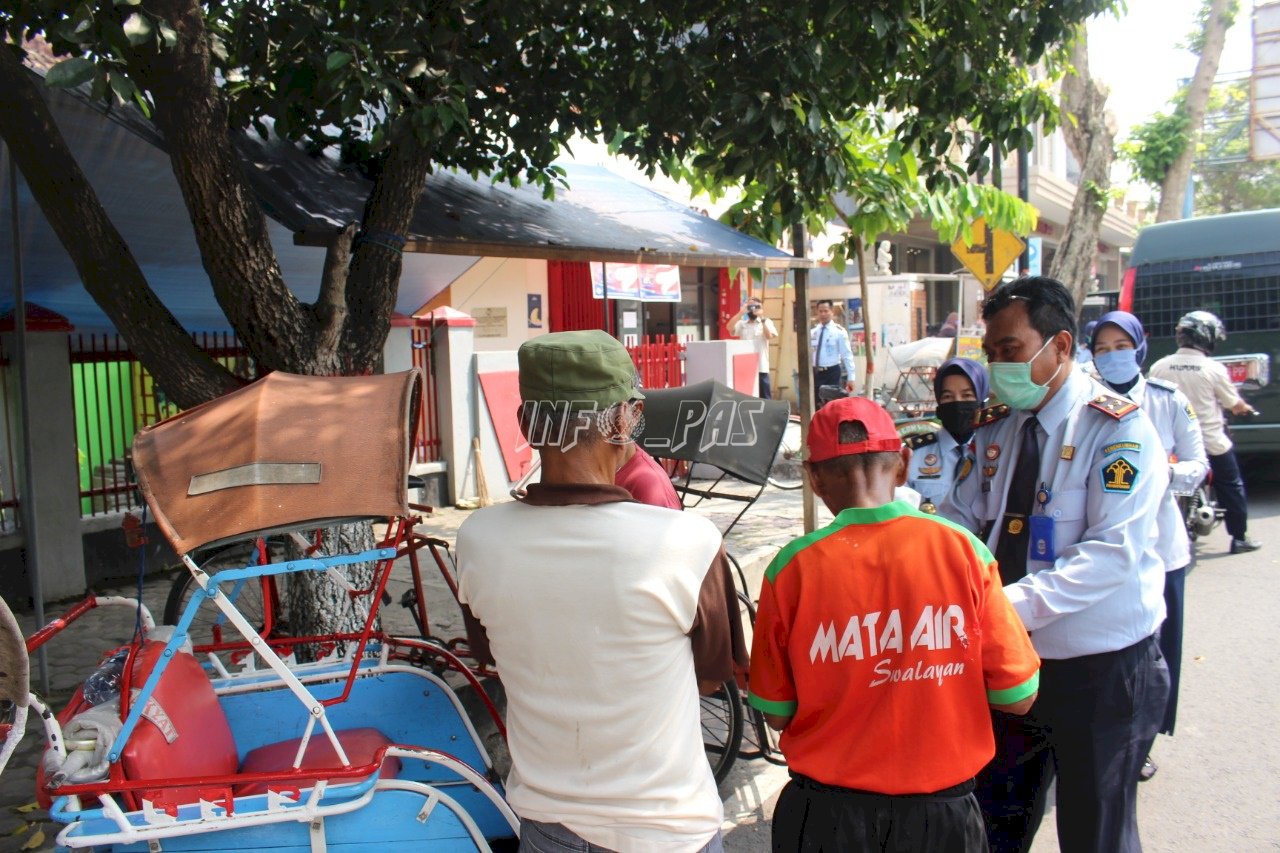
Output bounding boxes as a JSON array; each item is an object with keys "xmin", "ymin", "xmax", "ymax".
[
  {"xmin": 1148, "ymin": 347, "xmax": 1243, "ymax": 456},
  {"xmin": 457, "ymin": 499, "xmax": 724, "ymax": 852},
  {"xmin": 733, "ymin": 315, "xmax": 777, "ymax": 372}
]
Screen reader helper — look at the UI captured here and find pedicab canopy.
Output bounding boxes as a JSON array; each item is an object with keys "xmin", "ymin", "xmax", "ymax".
[
  {"xmin": 637, "ymin": 380, "xmax": 790, "ymax": 486},
  {"xmin": 132, "ymin": 370, "xmax": 421, "ymax": 556}
]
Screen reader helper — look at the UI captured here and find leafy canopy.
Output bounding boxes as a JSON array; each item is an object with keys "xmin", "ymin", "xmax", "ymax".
[{"xmin": 6, "ymin": 0, "xmax": 1113, "ymax": 225}]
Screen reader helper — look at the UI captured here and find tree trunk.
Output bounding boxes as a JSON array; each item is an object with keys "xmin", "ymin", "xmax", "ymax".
[
  {"xmin": 0, "ymin": 49, "xmax": 240, "ymax": 409},
  {"xmin": 286, "ymin": 522, "xmax": 382, "ymax": 662},
  {"xmin": 131, "ymin": 0, "xmax": 322, "ymax": 373},
  {"xmin": 1049, "ymin": 34, "xmax": 1115, "ymax": 319},
  {"xmin": 1156, "ymin": 0, "xmax": 1236, "ymax": 222}
]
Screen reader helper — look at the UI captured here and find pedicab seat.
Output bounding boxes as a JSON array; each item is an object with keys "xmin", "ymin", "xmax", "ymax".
[{"xmin": 118, "ymin": 642, "xmax": 399, "ymax": 805}]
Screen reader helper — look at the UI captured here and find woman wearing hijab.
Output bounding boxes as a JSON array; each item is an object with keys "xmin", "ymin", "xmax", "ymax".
[
  {"xmin": 906, "ymin": 358, "xmax": 989, "ymax": 514},
  {"xmin": 1091, "ymin": 310, "xmax": 1208, "ymax": 780}
]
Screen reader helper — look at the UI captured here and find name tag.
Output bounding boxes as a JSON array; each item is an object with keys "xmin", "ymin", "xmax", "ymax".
[{"xmin": 1029, "ymin": 515, "xmax": 1055, "ymax": 561}]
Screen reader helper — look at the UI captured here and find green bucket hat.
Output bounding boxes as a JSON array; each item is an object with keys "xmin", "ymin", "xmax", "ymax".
[{"xmin": 518, "ymin": 330, "xmax": 643, "ymax": 411}]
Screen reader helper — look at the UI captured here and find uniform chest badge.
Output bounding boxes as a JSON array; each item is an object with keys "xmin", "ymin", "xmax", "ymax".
[
  {"xmin": 983, "ymin": 465, "xmax": 997, "ymax": 478},
  {"xmin": 924, "ymin": 453, "xmax": 939, "ymax": 466},
  {"xmin": 1101, "ymin": 457, "xmax": 1139, "ymax": 493},
  {"xmin": 985, "ymin": 445, "xmax": 1000, "ymax": 461},
  {"xmin": 1060, "ymin": 446, "xmax": 1075, "ymax": 460},
  {"xmin": 1007, "ymin": 518, "xmax": 1025, "ymax": 535}
]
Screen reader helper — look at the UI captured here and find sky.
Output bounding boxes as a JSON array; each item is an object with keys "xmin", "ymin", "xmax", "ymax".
[{"xmin": 1088, "ymin": 0, "xmax": 1257, "ymax": 138}]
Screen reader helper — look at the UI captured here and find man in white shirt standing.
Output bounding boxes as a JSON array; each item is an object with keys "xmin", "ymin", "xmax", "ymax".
[
  {"xmin": 456, "ymin": 330, "xmax": 746, "ymax": 853},
  {"xmin": 730, "ymin": 296, "xmax": 778, "ymax": 398},
  {"xmin": 810, "ymin": 300, "xmax": 856, "ymax": 404},
  {"xmin": 1148, "ymin": 310, "xmax": 1261, "ymax": 554}
]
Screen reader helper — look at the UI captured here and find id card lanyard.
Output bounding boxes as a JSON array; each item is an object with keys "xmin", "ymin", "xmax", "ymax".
[{"xmin": 1028, "ymin": 406, "xmax": 1082, "ymax": 563}]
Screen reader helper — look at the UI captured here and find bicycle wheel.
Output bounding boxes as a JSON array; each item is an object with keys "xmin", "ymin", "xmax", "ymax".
[
  {"xmin": 702, "ymin": 678, "xmax": 744, "ymax": 786},
  {"xmin": 162, "ymin": 542, "xmax": 280, "ymax": 647},
  {"xmin": 767, "ymin": 415, "xmax": 804, "ymax": 490}
]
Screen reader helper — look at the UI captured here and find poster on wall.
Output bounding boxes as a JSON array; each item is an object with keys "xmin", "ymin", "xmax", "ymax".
[
  {"xmin": 880, "ymin": 323, "xmax": 908, "ymax": 348},
  {"xmin": 845, "ymin": 297, "xmax": 864, "ymax": 330},
  {"xmin": 590, "ymin": 262, "xmax": 681, "ymax": 302},
  {"xmin": 956, "ymin": 334, "xmax": 985, "ymax": 361},
  {"xmin": 527, "ymin": 294, "xmax": 543, "ymax": 329},
  {"xmin": 473, "ymin": 307, "xmax": 509, "ymax": 338},
  {"xmin": 851, "ymin": 330, "xmax": 867, "ymax": 356}
]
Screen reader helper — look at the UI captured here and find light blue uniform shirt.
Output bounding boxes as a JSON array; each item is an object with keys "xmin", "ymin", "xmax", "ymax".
[
  {"xmin": 906, "ymin": 428, "xmax": 975, "ymax": 507},
  {"xmin": 939, "ymin": 369, "xmax": 1168, "ymax": 659},
  {"xmin": 809, "ymin": 321, "xmax": 855, "ymax": 379},
  {"xmin": 1106, "ymin": 375, "xmax": 1208, "ymax": 572}
]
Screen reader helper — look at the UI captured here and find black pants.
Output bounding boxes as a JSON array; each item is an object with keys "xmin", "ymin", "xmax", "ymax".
[
  {"xmin": 759, "ymin": 372, "xmax": 772, "ymax": 400},
  {"xmin": 1209, "ymin": 450, "xmax": 1249, "ymax": 539},
  {"xmin": 773, "ymin": 773, "xmax": 985, "ymax": 853},
  {"xmin": 1159, "ymin": 566, "xmax": 1187, "ymax": 734},
  {"xmin": 975, "ymin": 635, "xmax": 1170, "ymax": 853},
  {"xmin": 813, "ymin": 365, "xmax": 842, "ymax": 406}
]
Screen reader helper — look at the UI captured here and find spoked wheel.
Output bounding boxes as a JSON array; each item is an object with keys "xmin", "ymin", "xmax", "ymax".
[
  {"xmin": 162, "ymin": 542, "xmax": 284, "ymax": 648},
  {"xmin": 767, "ymin": 416, "xmax": 804, "ymax": 490},
  {"xmin": 702, "ymin": 678, "xmax": 744, "ymax": 786}
]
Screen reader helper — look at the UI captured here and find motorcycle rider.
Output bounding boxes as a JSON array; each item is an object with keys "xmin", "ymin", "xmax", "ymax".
[
  {"xmin": 1092, "ymin": 311, "xmax": 1208, "ymax": 780},
  {"xmin": 1148, "ymin": 311, "xmax": 1260, "ymax": 554}
]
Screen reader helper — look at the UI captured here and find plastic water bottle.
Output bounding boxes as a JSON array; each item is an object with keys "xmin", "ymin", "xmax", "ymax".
[{"xmin": 82, "ymin": 649, "xmax": 129, "ymax": 707}]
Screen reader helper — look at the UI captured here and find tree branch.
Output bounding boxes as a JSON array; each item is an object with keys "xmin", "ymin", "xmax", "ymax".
[
  {"xmin": 340, "ymin": 121, "xmax": 435, "ymax": 372},
  {"xmin": 131, "ymin": 0, "xmax": 318, "ymax": 371},
  {"xmin": 314, "ymin": 222, "xmax": 357, "ymax": 364},
  {"xmin": 0, "ymin": 46, "xmax": 239, "ymax": 408}
]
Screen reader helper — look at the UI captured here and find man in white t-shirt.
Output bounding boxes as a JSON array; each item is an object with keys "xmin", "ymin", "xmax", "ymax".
[
  {"xmin": 1148, "ymin": 310, "xmax": 1260, "ymax": 554},
  {"xmin": 456, "ymin": 330, "xmax": 747, "ymax": 853},
  {"xmin": 730, "ymin": 297, "xmax": 778, "ymax": 398}
]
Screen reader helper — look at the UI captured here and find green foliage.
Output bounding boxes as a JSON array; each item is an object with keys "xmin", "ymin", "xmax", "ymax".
[
  {"xmin": 1181, "ymin": 0, "xmax": 1239, "ymax": 54},
  {"xmin": 4, "ymin": 0, "xmax": 1114, "ymax": 227},
  {"xmin": 1121, "ymin": 110, "xmax": 1190, "ymax": 188}
]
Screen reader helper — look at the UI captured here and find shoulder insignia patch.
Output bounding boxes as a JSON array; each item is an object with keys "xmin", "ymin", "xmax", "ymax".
[
  {"xmin": 1100, "ymin": 456, "xmax": 1139, "ymax": 493},
  {"xmin": 904, "ymin": 431, "xmax": 940, "ymax": 449},
  {"xmin": 1102, "ymin": 441, "xmax": 1142, "ymax": 456},
  {"xmin": 1088, "ymin": 393, "xmax": 1140, "ymax": 420},
  {"xmin": 1184, "ymin": 403, "xmax": 1197, "ymax": 421},
  {"xmin": 1146, "ymin": 377, "xmax": 1178, "ymax": 393},
  {"xmin": 976, "ymin": 404, "xmax": 1011, "ymax": 428}
]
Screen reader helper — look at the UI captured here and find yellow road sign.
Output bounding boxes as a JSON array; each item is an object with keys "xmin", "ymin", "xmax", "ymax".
[{"xmin": 950, "ymin": 218, "xmax": 1026, "ymax": 291}]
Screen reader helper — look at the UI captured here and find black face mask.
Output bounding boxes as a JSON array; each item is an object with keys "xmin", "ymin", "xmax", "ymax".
[{"xmin": 936, "ymin": 401, "xmax": 982, "ymax": 442}]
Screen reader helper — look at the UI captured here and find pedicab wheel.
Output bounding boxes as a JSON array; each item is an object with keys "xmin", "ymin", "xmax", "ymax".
[
  {"xmin": 766, "ymin": 416, "xmax": 804, "ymax": 490},
  {"xmin": 702, "ymin": 678, "xmax": 744, "ymax": 786},
  {"xmin": 163, "ymin": 541, "xmax": 282, "ymax": 646}
]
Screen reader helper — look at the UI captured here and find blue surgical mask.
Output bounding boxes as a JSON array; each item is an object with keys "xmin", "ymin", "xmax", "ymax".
[
  {"xmin": 1093, "ymin": 348, "xmax": 1141, "ymax": 385},
  {"xmin": 989, "ymin": 337, "xmax": 1063, "ymax": 411}
]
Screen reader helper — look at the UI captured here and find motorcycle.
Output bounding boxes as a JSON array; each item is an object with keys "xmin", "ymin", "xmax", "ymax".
[{"xmin": 1175, "ymin": 476, "xmax": 1224, "ymax": 542}]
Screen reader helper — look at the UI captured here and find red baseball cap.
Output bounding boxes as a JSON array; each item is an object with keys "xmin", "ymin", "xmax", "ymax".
[{"xmin": 805, "ymin": 397, "xmax": 902, "ymax": 462}]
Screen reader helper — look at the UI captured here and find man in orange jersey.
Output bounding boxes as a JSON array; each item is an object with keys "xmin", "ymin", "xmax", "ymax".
[{"xmin": 748, "ymin": 397, "xmax": 1040, "ymax": 852}]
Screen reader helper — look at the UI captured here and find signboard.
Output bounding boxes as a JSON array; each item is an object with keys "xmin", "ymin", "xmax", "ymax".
[
  {"xmin": 951, "ymin": 217, "xmax": 1026, "ymax": 291},
  {"xmin": 1252, "ymin": 1, "xmax": 1280, "ymax": 161},
  {"xmin": 472, "ymin": 307, "xmax": 508, "ymax": 338},
  {"xmin": 590, "ymin": 262, "xmax": 681, "ymax": 302},
  {"xmin": 1027, "ymin": 237, "xmax": 1043, "ymax": 277}
]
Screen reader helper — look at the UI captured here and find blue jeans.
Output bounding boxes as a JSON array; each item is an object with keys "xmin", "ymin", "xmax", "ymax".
[{"xmin": 519, "ymin": 820, "xmax": 724, "ymax": 853}]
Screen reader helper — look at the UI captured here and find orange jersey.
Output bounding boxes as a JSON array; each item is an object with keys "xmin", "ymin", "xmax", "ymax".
[{"xmin": 747, "ymin": 501, "xmax": 1039, "ymax": 794}]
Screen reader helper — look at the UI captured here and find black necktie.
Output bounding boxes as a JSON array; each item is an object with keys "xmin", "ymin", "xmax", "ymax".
[
  {"xmin": 815, "ymin": 324, "xmax": 827, "ymax": 367},
  {"xmin": 995, "ymin": 416, "xmax": 1041, "ymax": 585}
]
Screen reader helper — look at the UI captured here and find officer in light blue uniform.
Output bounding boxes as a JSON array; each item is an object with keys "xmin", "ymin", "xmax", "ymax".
[
  {"xmin": 1091, "ymin": 310, "xmax": 1207, "ymax": 777},
  {"xmin": 939, "ymin": 277, "xmax": 1170, "ymax": 853},
  {"xmin": 906, "ymin": 358, "xmax": 990, "ymax": 513}
]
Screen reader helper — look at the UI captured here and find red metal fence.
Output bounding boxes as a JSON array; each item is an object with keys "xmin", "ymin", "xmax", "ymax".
[
  {"xmin": 627, "ymin": 335, "xmax": 687, "ymax": 390},
  {"xmin": 410, "ymin": 327, "xmax": 442, "ymax": 464},
  {"xmin": 71, "ymin": 332, "xmax": 260, "ymax": 517}
]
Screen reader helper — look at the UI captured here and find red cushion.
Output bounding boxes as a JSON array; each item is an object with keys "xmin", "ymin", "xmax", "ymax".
[
  {"xmin": 236, "ymin": 727, "xmax": 399, "ymax": 796},
  {"xmin": 121, "ymin": 642, "xmax": 239, "ymax": 806}
]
